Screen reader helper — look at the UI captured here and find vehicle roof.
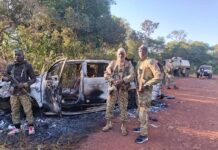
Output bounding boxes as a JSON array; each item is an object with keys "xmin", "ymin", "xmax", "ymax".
[
  {"xmin": 67, "ymin": 59, "xmax": 110, "ymax": 63},
  {"xmin": 52, "ymin": 59, "xmax": 110, "ymax": 65},
  {"xmin": 199, "ymin": 65, "xmax": 212, "ymax": 68}
]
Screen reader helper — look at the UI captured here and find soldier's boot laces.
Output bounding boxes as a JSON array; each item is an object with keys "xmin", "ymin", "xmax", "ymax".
[
  {"xmin": 121, "ymin": 123, "xmax": 128, "ymax": 136},
  {"xmin": 102, "ymin": 121, "xmax": 112, "ymax": 132}
]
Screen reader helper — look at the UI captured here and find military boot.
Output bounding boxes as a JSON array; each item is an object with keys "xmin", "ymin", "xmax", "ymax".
[
  {"xmin": 102, "ymin": 120, "xmax": 112, "ymax": 132},
  {"xmin": 121, "ymin": 122, "xmax": 128, "ymax": 136}
]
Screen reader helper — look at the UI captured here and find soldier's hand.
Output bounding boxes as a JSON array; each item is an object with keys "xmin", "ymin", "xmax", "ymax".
[
  {"xmin": 9, "ymin": 86, "xmax": 14, "ymax": 94},
  {"xmin": 143, "ymin": 84, "xmax": 151, "ymax": 90},
  {"xmin": 2, "ymin": 76, "xmax": 9, "ymax": 81},
  {"xmin": 17, "ymin": 83, "xmax": 25, "ymax": 89},
  {"xmin": 114, "ymin": 80, "xmax": 123, "ymax": 86},
  {"xmin": 138, "ymin": 86, "xmax": 144, "ymax": 93}
]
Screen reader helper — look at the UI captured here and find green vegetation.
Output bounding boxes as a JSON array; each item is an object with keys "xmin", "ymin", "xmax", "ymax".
[{"xmin": 0, "ymin": 0, "xmax": 217, "ymax": 74}]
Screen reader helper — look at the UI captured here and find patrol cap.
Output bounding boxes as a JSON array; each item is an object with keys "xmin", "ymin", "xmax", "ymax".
[{"xmin": 14, "ymin": 48, "xmax": 23, "ymax": 54}]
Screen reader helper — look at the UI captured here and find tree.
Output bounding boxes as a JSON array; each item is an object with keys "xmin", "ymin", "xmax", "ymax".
[
  {"xmin": 140, "ymin": 19, "xmax": 160, "ymax": 52},
  {"xmin": 147, "ymin": 36, "xmax": 165, "ymax": 54},
  {"xmin": 167, "ymin": 30, "xmax": 187, "ymax": 41},
  {"xmin": 212, "ymin": 44, "xmax": 218, "ymax": 58},
  {"xmin": 126, "ymin": 30, "xmax": 143, "ymax": 59},
  {"xmin": 141, "ymin": 19, "xmax": 159, "ymax": 37}
]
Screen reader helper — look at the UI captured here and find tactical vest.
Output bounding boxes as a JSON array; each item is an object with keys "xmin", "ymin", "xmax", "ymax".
[
  {"xmin": 111, "ymin": 60, "xmax": 131, "ymax": 80},
  {"xmin": 110, "ymin": 60, "xmax": 131, "ymax": 90}
]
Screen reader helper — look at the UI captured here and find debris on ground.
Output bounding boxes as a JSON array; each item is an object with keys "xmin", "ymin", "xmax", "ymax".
[{"xmin": 0, "ymin": 92, "xmax": 171, "ymax": 149}]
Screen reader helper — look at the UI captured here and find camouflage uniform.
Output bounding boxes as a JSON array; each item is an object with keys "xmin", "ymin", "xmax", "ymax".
[
  {"xmin": 164, "ymin": 60, "xmax": 177, "ymax": 89},
  {"xmin": 103, "ymin": 59, "xmax": 134, "ymax": 135},
  {"xmin": 137, "ymin": 58, "xmax": 161, "ymax": 136},
  {"xmin": 5, "ymin": 60, "xmax": 36, "ymax": 128},
  {"xmin": 10, "ymin": 95, "xmax": 34, "ymax": 125}
]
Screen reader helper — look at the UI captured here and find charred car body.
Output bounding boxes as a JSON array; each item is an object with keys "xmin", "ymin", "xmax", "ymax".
[{"xmin": 0, "ymin": 59, "xmax": 137, "ymax": 115}]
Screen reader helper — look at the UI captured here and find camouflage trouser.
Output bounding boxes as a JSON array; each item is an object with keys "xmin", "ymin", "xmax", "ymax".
[
  {"xmin": 105, "ymin": 89, "xmax": 128, "ymax": 122},
  {"xmin": 137, "ymin": 90, "xmax": 152, "ymax": 136},
  {"xmin": 165, "ymin": 73, "xmax": 176, "ymax": 88},
  {"xmin": 10, "ymin": 95, "xmax": 34, "ymax": 125}
]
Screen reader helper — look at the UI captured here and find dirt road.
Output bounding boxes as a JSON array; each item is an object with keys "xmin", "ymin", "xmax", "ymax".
[{"xmin": 79, "ymin": 76, "xmax": 218, "ymax": 150}]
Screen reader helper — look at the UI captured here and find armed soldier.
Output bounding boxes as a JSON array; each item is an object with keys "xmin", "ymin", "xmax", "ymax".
[
  {"xmin": 102, "ymin": 48, "xmax": 134, "ymax": 136},
  {"xmin": 133, "ymin": 45, "xmax": 161, "ymax": 144},
  {"xmin": 2, "ymin": 49, "xmax": 36, "ymax": 135},
  {"xmin": 164, "ymin": 59, "xmax": 178, "ymax": 89}
]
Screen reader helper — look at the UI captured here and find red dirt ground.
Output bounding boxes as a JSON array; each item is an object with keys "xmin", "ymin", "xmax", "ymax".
[{"xmin": 79, "ymin": 76, "xmax": 218, "ymax": 150}]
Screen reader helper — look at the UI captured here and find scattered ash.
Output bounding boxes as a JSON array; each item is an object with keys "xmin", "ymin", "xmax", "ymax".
[
  {"xmin": 0, "ymin": 96, "xmax": 171, "ymax": 149},
  {"xmin": 0, "ymin": 110, "xmax": 106, "ymax": 149}
]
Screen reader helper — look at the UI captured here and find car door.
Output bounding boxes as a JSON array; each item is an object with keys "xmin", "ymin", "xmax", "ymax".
[
  {"xmin": 83, "ymin": 60, "xmax": 109, "ymax": 104},
  {"xmin": 41, "ymin": 58, "xmax": 67, "ymax": 113}
]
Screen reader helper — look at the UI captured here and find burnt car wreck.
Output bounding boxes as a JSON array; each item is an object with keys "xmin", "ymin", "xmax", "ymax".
[{"xmin": 0, "ymin": 59, "xmax": 137, "ymax": 115}]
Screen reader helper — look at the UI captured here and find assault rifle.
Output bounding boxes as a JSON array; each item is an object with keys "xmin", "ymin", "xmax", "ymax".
[{"xmin": 4, "ymin": 72, "xmax": 29, "ymax": 94}]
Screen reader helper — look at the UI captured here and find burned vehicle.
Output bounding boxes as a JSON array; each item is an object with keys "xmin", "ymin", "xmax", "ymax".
[{"xmin": 0, "ymin": 59, "xmax": 137, "ymax": 115}]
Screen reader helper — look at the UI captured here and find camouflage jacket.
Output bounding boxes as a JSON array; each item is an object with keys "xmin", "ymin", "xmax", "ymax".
[
  {"xmin": 5, "ymin": 60, "xmax": 36, "ymax": 95},
  {"xmin": 137, "ymin": 58, "xmax": 161, "ymax": 88},
  {"xmin": 104, "ymin": 60, "xmax": 135, "ymax": 89}
]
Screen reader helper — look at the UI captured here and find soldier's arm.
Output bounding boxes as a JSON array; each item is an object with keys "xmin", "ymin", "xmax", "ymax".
[
  {"xmin": 104, "ymin": 61, "xmax": 115, "ymax": 82},
  {"xmin": 26, "ymin": 63, "xmax": 36, "ymax": 86},
  {"xmin": 123, "ymin": 62, "xmax": 135, "ymax": 83},
  {"xmin": 145, "ymin": 59, "xmax": 161, "ymax": 86}
]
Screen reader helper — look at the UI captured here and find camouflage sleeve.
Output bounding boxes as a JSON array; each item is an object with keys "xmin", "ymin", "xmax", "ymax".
[
  {"xmin": 26, "ymin": 63, "xmax": 36, "ymax": 85},
  {"xmin": 104, "ymin": 61, "xmax": 114, "ymax": 82},
  {"xmin": 123, "ymin": 62, "xmax": 135, "ymax": 83},
  {"xmin": 145, "ymin": 59, "xmax": 161, "ymax": 86}
]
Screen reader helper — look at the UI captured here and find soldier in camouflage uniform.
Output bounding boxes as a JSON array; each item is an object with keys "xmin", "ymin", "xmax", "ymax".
[
  {"xmin": 133, "ymin": 45, "xmax": 161, "ymax": 144},
  {"xmin": 163, "ymin": 59, "xmax": 178, "ymax": 89},
  {"xmin": 102, "ymin": 48, "xmax": 134, "ymax": 136},
  {"xmin": 2, "ymin": 49, "xmax": 36, "ymax": 135}
]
